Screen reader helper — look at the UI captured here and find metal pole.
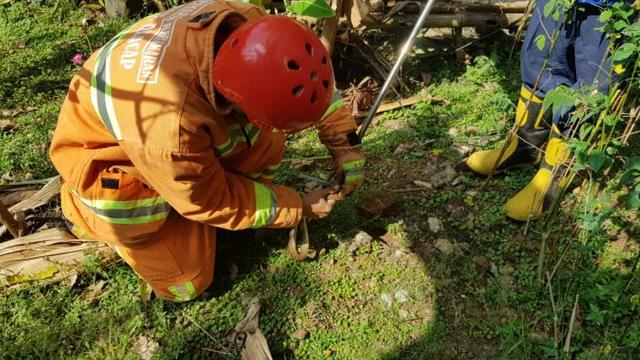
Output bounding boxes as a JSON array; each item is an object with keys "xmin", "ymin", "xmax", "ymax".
[{"xmin": 357, "ymin": 0, "xmax": 439, "ymax": 139}]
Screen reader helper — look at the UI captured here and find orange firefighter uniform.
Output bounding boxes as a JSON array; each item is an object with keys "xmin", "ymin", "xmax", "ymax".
[{"xmin": 49, "ymin": 0, "xmax": 361, "ymax": 301}]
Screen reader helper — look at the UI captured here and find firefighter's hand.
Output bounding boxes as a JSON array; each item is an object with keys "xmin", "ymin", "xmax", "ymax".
[
  {"xmin": 327, "ymin": 145, "xmax": 365, "ymax": 197},
  {"xmin": 302, "ymin": 186, "xmax": 340, "ymax": 219}
]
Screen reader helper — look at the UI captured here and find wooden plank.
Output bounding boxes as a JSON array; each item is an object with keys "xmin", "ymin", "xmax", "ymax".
[
  {"xmin": 354, "ymin": 94, "xmax": 447, "ymax": 118},
  {"xmin": 10, "ymin": 175, "xmax": 61, "ymax": 213},
  {"xmin": 382, "ymin": 12, "xmax": 522, "ymax": 28},
  {"xmin": 0, "ymin": 199, "xmax": 26, "ymax": 238},
  {"xmin": 0, "ymin": 190, "xmax": 38, "ymax": 208},
  {"xmin": 320, "ymin": 0, "xmax": 343, "ymax": 55}
]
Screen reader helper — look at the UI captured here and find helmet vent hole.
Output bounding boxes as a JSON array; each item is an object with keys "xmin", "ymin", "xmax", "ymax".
[
  {"xmin": 292, "ymin": 85, "xmax": 304, "ymax": 97},
  {"xmin": 310, "ymin": 71, "xmax": 318, "ymax": 81},
  {"xmin": 322, "ymin": 80, "xmax": 330, "ymax": 89},
  {"xmin": 310, "ymin": 90, "xmax": 318, "ymax": 104},
  {"xmin": 230, "ymin": 38, "xmax": 239, "ymax": 48},
  {"xmin": 305, "ymin": 43, "xmax": 313, "ymax": 56},
  {"xmin": 321, "ymin": 56, "xmax": 327, "ymax": 65},
  {"xmin": 287, "ymin": 60, "xmax": 300, "ymax": 70}
]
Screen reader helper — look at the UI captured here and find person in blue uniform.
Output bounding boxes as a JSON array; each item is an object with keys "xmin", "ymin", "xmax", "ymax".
[{"xmin": 465, "ymin": 0, "xmax": 620, "ymax": 221}]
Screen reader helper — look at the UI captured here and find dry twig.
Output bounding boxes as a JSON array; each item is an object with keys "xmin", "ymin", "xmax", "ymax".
[
  {"xmin": 563, "ymin": 293, "xmax": 580, "ymax": 352},
  {"xmin": 546, "ymin": 272, "xmax": 559, "ymax": 352}
]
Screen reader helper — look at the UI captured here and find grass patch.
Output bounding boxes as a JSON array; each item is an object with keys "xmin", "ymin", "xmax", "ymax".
[{"xmin": 1, "ymin": 1, "xmax": 638, "ymax": 359}]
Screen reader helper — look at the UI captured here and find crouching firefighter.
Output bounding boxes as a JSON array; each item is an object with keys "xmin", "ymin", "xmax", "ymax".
[
  {"xmin": 49, "ymin": 0, "xmax": 365, "ymax": 301},
  {"xmin": 465, "ymin": 0, "xmax": 620, "ymax": 221}
]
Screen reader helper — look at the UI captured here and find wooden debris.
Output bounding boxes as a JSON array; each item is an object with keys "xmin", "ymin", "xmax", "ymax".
[
  {"xmin": 320, "ymin": 0, "xmax": 344, "ymax": 55},
  {"xmin": 388, "ymin": 1, "xmax": 530, "ymax": 15},
  {"xmin": 354, "ymin": 93, "xmax": 447, "ymax": 118},
  {"xmin": 343, "ymin": 76, "xmax": 379, "ymax": 117},
  {"xmin": 0, "ymin": 199, "xmax": 26, "ymax": 239},
  {"xmin": 343, "ymin": 0, "xmax": 379, "ymax": 28},
  {"xmin": 0, "ymin": 177, "xmax": 53, "ymax": 189},
  {"xmin": 0, "ymin": 228, "xmax": 114, "ymax": 289},
  {"xmin": 563, "ymin": 294, "xmax": 580, "ymax": 352},
  {"xmin": 10, "ymin": 175, "xmax": 61, "ymax": 213},
  {"xmin": 0, "ymin": 190, "xmax": 38, "ymax": 208},
  {"xmin": 382, "ymin": 12, "xmax": 524, "ymax": 29},
  {"xmin": 0, "ymin": 106, "xmax": 36, "ymax": 118}
]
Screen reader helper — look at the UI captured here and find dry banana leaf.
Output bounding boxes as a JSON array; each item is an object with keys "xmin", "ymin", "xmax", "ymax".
[{"xmin": 0, "ymin": 228, "xmax": 114, "ymax": 289}]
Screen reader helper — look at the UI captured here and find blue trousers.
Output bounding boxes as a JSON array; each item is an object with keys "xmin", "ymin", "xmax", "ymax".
[{"xmin": 520, "ymin": 0, "xmax": 613, "ymax": 126}]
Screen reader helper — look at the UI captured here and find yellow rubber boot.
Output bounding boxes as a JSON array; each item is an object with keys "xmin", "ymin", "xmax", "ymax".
[
  {"xmin": 505, "ymin": 125, "xmax": 571, "ymax": 221},
  {"xmin": 466, "ymin": 86, "xmax": 551, "ymax": 176}
]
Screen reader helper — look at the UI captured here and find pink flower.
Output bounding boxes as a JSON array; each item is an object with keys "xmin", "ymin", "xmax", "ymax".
[{"xmin": 71, "ymin": 53, "xmax": 85, "ymax": 65}]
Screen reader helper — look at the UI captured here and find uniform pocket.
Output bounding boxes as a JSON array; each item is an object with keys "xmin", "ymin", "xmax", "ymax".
[{"xmin": 74, "ymin": 169, "xmax": 171, "ymax": 249}]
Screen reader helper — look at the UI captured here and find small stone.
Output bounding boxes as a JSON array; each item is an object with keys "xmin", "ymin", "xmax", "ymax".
[
  {"xmin": 472, "ymin": 256, "xmax": 492, "ymax": 270},
  {"xmin": 382, "ymin": 119, "xmax": 412, "ymax": 131},
  {"xmin": 466, "ymin": 126, "xmax": 479, "ymax": 135},
  {"xmin": 357, "ymin": 192, "xmax": 394, "ymax": 217},
  {"xmin": 448, "ymin": 127, "xmax": 459, "ymax": 136},
  {"xmin": 427, "ymin": 217, "xmax": 443, "ymax": 233},
  {"xmin": 434, "ymin": 238, "xmax": 454, "ymax": 255},
  {"xmin": 395, "ymin": 290, "xmax": 409, "ymax": 303},
  {"xmin": 348, "ymin": 231, "xmax": 373, "ymax": 254},
  {"xmin": 450, "ymin": 143, "xmax": 475, "ymax": 158},
  {"xmin": 413, "ymin": 180, "xmax": 432, "ymax": 189},
  {"xmin": 380, "ymin": 293, "xmax": 393, "ymax": 308},
  {"xmin": 451, "ymin": 175, "xmax": 465, "ymax": 186},
  {"xmin": 478, "ymin": 137, "xmax": 491, "ymax": 146},
  {"xmin": 430, "ymin": 165, "xmax": 457, "ymax": 188},
  {"xmin": 0, "ymin": 120, "xmax": 15, "ymax": 132},
  {"xmin": 394, "ymin": 143, "xmax": 416, "ymax": 155},
  {"xmin": 292, "ymin": 329, "xmax": 309, "ymax": 340},
  {"xmin": 134, "ymin": 336, "xmax": 159, "ymax": 360},
  {"xmin": 318, "ymin": 248, "xmax": 327, "ymax": 257}
]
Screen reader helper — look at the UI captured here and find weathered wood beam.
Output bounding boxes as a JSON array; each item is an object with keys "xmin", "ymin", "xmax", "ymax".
[
  {"xmin": 382, "ymin": 12, "xmax": 523, "ymax": 28},
  {"xmin": 320, "ymin": 0, "xmax": 344, "ymax": 55},
  {"xmin": 0, "ymin": 199, "xmax": 26, "ymax": 239}
]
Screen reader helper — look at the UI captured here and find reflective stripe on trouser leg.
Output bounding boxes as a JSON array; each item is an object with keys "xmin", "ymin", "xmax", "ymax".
[
  {"xmin": 168, "ymin": 281, "xmax": 198, "ymax": 302},
  {"xmin": 342, "ymin": 159, "xmax": 365, "ymax": 184}
]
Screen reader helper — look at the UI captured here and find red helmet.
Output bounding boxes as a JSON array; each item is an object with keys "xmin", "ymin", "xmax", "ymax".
[{"xmin": 212, "ymin": 16, "xmax": 334, "ymax": 132}]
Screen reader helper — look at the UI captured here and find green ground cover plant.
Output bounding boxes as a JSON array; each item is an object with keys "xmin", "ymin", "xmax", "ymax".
[{"xmin": 0, "ymin": 1, "xmax": 638, "ymax": 359}]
